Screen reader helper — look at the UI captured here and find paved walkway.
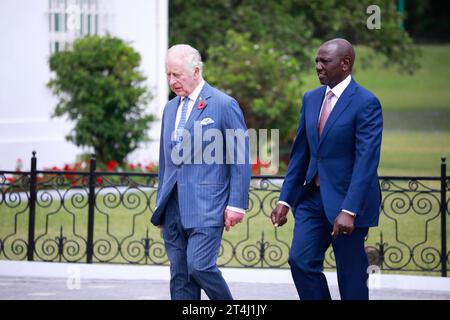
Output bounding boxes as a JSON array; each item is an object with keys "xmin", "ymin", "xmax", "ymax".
[
  {"xmin": 1, "ymin": 277, "xmax": 450, "ymax": 300},
  {"xmin": 0, "ymin": 261, "xmax": 449, "ymax": 300}
]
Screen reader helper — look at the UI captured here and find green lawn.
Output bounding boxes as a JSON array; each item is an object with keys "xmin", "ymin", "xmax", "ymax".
[{"xmin": 380, "ymin": 131, "xmax": 450, "ymax": 176}]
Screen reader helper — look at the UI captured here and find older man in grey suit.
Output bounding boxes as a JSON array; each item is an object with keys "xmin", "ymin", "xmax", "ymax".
[{"xmin": 151, "ymin": 44, "xmax": 251, "ymax": 300}]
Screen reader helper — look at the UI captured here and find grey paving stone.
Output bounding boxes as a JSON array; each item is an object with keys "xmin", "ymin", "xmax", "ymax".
[{"xmin": 0, "ymin": 277, "xmax": 449, "ymax": 300}]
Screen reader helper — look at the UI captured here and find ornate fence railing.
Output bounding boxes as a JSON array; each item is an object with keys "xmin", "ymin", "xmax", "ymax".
[{"xmin": 0, "ymin": 152, "xmax": 448, "ymax": 276}]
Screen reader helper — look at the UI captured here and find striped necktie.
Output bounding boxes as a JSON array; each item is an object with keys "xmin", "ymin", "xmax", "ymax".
[{"xmin": 175, "ymin": 96, "xmax": 190, "ymax": 142}]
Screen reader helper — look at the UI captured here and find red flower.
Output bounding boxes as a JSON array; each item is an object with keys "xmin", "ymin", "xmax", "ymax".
[
  {"xmin": 198, "ymin": 99, "xmax": 206, "ymax": 110},
  {"xmin": 106, "ymin": 160, "xmax": 118, "ymax": 171},
  {"xmin": 62, "ymin": 164, "xmax": 76, "ymax": 181},
  {"xmin": 251, "ymin": 163, "xmax": 259, "ymax": 175},
  {"xmin": 129, "ymin": 163, "xmax": 135, "ymax": 170},
  {"xmin": 252, "ymin": 158, "xmax": 271, "ymax": 175},
  {"xmin": 6, "ymin": 177, "xmax": 16, "ymax": 183}
]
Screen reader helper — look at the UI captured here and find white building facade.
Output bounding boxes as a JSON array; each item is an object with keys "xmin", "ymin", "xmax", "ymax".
[{"xmin": 0, "ymin": 0, "xmax": 168, "ymax": 170}]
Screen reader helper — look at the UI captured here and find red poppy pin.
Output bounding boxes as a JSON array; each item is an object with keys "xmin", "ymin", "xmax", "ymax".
[{"xmin": 197, "ymin": 98, "xmax": 206, "ymax": 110}]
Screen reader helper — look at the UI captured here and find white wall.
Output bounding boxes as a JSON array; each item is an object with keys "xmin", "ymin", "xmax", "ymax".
[
  {"xmin": 0, "ymin": 0, "xmax": 168, "ymax": 171},
  {"xmin": 110, "ymin": 0, "xmax": 168, "ymax": 166},
  {"xmin": 0, "ymin": 0, "xmax": 75, "ymax": 171}
]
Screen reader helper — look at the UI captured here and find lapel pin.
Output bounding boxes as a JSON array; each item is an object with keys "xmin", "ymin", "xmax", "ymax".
[{"xmin": 197, "ymin": 98, "xmax": 206, "ymax": 110}]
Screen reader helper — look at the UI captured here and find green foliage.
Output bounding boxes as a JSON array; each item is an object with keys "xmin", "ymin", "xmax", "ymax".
[
  {"xmin": 170, "ymin": 0, "xmax": 420, "ymax": 144},
  {"xmin": 205, "ymin": 31, "xmax": 303, "ymax": 143},
  {"xmin": 170, "ymin": 0, "xmax": 418, "ymax": 73},
  {"xmin": 404, "ymin": 0, "xmax": 450, "ymax": 42},
  {"xmin": 47, "ymin": 35, "xmax": 154, "ymax": 165}
]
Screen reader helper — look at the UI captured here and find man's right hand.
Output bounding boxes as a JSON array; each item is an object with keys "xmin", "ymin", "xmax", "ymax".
[{"xmin": 271, "ymin": 203, "xmax": 290, "ymax": 227}]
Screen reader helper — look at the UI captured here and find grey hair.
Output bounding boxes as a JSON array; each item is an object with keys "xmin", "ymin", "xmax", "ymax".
[{"xmin": 166, "ymin": 44, "xmax": 203, "ymax": 74}]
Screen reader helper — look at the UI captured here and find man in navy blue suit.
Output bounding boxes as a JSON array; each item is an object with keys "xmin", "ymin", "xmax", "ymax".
[
  {"xmin": 271, "ymin": 39, "xmax": 383, "ymax": 300},
  {"xmin": 151, "ymin": 44, "xmax": 251, "ymax": 300}
]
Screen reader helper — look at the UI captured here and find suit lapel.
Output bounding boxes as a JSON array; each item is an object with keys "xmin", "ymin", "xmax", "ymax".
[
  {"xmin": 318, "ymin": 80, "xmax": 357, "ymax": 149},
  {"xmin": 184, "ymin": 82, "xmax": 212, "ymax": 132},
  {"xmin": 167, "ymin": 96, "xmax": 181, "ymax": 142}
]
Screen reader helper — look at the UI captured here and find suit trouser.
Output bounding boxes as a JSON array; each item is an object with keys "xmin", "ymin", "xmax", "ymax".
[
  {"xmin": 161, "ymin": 188, "xmax": 233, "ymax": 300},
  {"xmin": 288, "ymin": 185, "xmax": 369, "ymax": 300}
]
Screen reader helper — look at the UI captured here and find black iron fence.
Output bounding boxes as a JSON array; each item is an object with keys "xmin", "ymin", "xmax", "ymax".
[{"xmin": 0, "ymin": 152, "xmax": 449, "ymax": 276}]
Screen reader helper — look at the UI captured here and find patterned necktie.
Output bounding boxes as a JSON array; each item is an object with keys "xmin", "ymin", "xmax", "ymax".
[
  {"xmin": 315, "ymin": 90, "xmax": 334, "ymax": 186},
  {"xmin": 175, "ymin": 96, "xmax": 190, "ymax": 142},
  {"xmin": 318, "ymin": 90, "xmax": 335, "ymax": 137}
]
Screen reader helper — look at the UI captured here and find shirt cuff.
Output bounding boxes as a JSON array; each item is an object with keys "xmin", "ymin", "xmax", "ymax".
[
  {"xmin": 278, "ymin": 201, "xmax": 291, "ymax": 210},
  {"xmin": 226, "ymin": 206, "xmax": 246, "ymax": 214},
  {"xmin": 342, "ymin": 209, "xmax": 356, "ymax": 216}
]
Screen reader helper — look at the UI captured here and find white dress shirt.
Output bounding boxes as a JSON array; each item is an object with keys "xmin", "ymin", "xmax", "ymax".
[
  {"xmin": 174, "ymin": 79, "xmax": 205, "ymax": 130},
  {"xmin": 318, "ymin": 74, "xmax": 352, "ymax": 122},
  {"xmin": 279, "ymin": 75, "xmax": 356, "ymax": 217},
  {"xmin": 174, "ymin": 79, "xmax": 245, "ymax": 215}
]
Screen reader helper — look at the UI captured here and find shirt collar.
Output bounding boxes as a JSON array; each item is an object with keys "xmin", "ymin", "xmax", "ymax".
[
  {"xmin": 184, "ymin": 79, "xmax": 205, "ymax": 103},
  {"xmin": 326, "ymin": 74, "xmax": 352, "ymax": 98}
]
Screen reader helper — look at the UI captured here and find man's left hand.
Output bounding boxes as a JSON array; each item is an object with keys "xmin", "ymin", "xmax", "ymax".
[
  {"xmin": 331, "ymin": 211, "xmax": 355, "ymax": 239},
  {"xmin": 224, "ymin": 209, "xmax": 244, "ymax": 232}
]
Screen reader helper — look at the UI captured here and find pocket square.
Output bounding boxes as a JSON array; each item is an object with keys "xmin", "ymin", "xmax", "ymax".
[{"xmin": 200, "ymin": 118, "xmax": 215, "ymax": 126}]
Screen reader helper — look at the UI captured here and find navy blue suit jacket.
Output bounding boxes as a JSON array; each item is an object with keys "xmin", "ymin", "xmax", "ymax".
[{"xmin": 279, "ymin": 79, "xmax": 383, "ymax": 228}]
